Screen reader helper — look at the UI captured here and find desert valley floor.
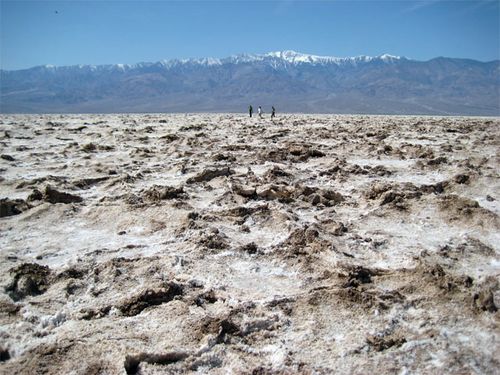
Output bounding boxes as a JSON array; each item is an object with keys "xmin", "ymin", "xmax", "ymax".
[{"xmin": 0, "ymin": 114, "xmax": 499, "ymax": 374}]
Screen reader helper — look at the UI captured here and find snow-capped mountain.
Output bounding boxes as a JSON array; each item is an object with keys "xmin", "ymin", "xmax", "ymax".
[
  {"xmin": 1, "ymin": 51, "xmax": 499, "ymax": 115},
  {"xmin": 22, "ymin": 51, "xmax": 406, "ymax": 71},
  {"xmin": 256, "ymin": 50, "xmax": 403, "ymax": 65}
]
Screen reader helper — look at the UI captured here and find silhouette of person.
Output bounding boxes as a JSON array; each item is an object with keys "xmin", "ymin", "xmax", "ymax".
[
  {"xmin": 249, "ymin": 105, "xmax": 253, "ymax": 117},
  {"xmin": 271, "ymin": 106, "xmax": 276, "ymax": 119}
]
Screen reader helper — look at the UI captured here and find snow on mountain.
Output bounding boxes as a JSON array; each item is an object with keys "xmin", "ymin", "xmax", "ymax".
[
  {"xmin": 14, "ymin": 51, "xmax": 406, "ymax": 72},
  {"xmin": 262, "ymin": 50, "xmax": 403, "ymax": 65},
  {"xmin": 1, "ymin": 51, "xmax": 498, "ymax": 115},
  {"xmin": 228, "ymin": 50, "xmax": 405, "ymax": 66}
]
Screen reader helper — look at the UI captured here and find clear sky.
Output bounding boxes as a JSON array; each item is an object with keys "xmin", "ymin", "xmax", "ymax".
[{"xmin": 1, "ymin": 0, "xmax": 499, "ymax": 70}]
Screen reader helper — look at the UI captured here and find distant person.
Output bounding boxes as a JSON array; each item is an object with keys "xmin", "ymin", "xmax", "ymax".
[
  {"xmin": 271, "ymin": 106, "xmax": 276, "ymax": 119},
  {"xmin": 258, "ymin": 106, "xmax": 263, "ymax": 119},
  {"xmin": 249, "ymin": 105, "xmax": 253, "ymax": 117}
]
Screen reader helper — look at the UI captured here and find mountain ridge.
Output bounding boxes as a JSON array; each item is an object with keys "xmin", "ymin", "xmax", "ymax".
[
  {"xmin": 2, "ymin": 51, "xmax": 409, "ymax": 72},
  {"xmin": 1, "ymin": 51, "xmax": 499, "ymax": 115}
]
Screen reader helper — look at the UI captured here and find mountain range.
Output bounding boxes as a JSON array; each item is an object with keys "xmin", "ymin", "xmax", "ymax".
[{"xmin": 1, "ymin": 51, "xmax": 499, "ymax": 115}]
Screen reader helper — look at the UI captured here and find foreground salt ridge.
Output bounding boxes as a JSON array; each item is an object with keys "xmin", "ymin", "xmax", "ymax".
[{"xmin": 0, "ymin": 114, "xmax": 499, "ymax": 374}]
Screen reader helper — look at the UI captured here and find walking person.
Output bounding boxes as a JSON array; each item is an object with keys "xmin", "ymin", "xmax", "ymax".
[
  {"xmin": 249, "ymin": 105, "xmax": 253, "ymax": 118},
  {"xmin": 271, "ymin": 106, "xmax": 276, "ymax": 120},
  {"xmin": 258, "ymin": 106, "xmax": 263, "ymax": 119}
]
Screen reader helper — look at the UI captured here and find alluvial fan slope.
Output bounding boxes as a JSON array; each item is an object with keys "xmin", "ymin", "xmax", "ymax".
[{"xmin": 0, "ymin": 114, "xmax": 499, "ymax": 374}]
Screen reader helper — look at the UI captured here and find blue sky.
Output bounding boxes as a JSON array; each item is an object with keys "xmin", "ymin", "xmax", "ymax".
[{"xmin": 1, "ymin": 0, "xmax": 499, "ymax": 70}]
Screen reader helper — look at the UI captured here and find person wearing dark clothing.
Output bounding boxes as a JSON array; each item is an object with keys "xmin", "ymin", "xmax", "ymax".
[
  {"xmin": 249, "ymin": 105, "xmax": 253, "ymax": 117},
  {"xmin": 271, "ymin": 106, "xmax": 276, "ymax": 119}
]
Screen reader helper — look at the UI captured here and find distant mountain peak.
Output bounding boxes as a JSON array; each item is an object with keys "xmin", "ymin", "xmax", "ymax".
[
  {"xmin": 235, "ymin": 50, "xmax": 405, "ymax": 65},
  {"xmin": 265, "ymin": 50, "xmax": 336, "ymax": 63},
  {"xmin": 11, "ymin": 51, "xmax": 407, "ymax": 72},
  {"xmin": 2, "ymin": 51, "xmax": 498, "ymax": 116},
  {"xmin": 266, "ymin": 50, "xmax": 307, "ymax": 59}
]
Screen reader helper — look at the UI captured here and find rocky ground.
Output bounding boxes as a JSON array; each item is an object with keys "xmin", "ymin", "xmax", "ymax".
[{"xmin": 0, "ymin": 113, "xmax": 499, "ymax": 374}]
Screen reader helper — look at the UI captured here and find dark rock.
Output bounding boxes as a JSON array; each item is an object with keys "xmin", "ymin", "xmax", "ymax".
[
  {"xmin": 124, "ymin": 193, "xmax": 143, "ymax": 206},
  {"xmin": 305, "ymin": 227, "xmax": 319, "ymax": 242},
  {"xmin": 213, "ymin": 153, "xmax": 235, "ymax": 162},
  {"xmin": 380, "ymin": 190, "xmax": 398, "ymax": 205},
  {"xmin": 199, "ymin": 231, "xmax": 229, "ymax": 250},
  {"xmin": 5, "ymin": 263, "xmax": 51, "ymax": 301},
  {"xmin": 72, "ymin": 176, "xmax": 110, "ymax": 189},
  {"xmin": 0, "ymin": 299, "xmax": 20, "ymax": 315},
  {"xmin": 188, "ymin": 279, "xmax": 204, "ymax": 288},
  {"xmin": 27, "ymin": 188, "xmax": 43, "ymax": 201},
  {"xmin": 143, "ymin": 185, "xmax": 186, "ymax": 201},
  {"xmin": 454, "ymin": 174, "xmax": 470, "ymax": 184},
  {"xmin": 424, "ymin": 181, "xmax": 447, "ymax": 194},
  {"xmin": 0, "ymin": 347, "xmax": 10, "ymax": 362},
  {"xmin": 0, "ymin": 198, "xmax": 30, "ymax": 217},
  {"xmin": 82, "ymin": 143, "xmax": 114, "ymax": 152},
  {"xmin": 194, "ymin": 290, "xmax": 218, "ymax": 306},
  {"xmin": 473, "ymin": 284, "xmax": 498, "ymax": 313},
  {"xmin": 344, "ymin": 266, "xmax": 373, "ymax": 287},
  {"xmin": 295, "ymin": 186, "xmax": 317, "ymax": 197},
  {"xmin": 366, "ymin": 333, "xmax": 406, "ymax": 351},
  {"xmin": 79, "ymin": 306, "xmax": 111, "ymax": 320},
  {"xmin": 44, "ymin": 185, "xmax": 83, "ymax": 204},
  {"xmin": 56, "ymin": 267, "xmax": 87, "ymax": 280},
  {"xmin": 1, "ymin": 154, "xmax": 15, "ymax": 161},
  {"xmin": 215, "ymin": 318, "xmax": 241, "ymax": 343},
  {"xmin": 64, "ymin": 280, "xmax": 83, "ymax": 295},
  {"xmin": 238, "ymin": 242, "xmax": 259, "ymax": 254},
  {"xmin": 332, "ymin": 222, "xmax": 348, "ymax": 236},
  {"xmin": 124, "ymin": 351, "xmax": 189, "ymax": 375},
  {"xmin": 282, "ymin": 227, "xmax": 320, "ymax": 249},
  {"xmin": 427, "ymin": 156, "xmax": 448, "ymax": 166},
  {"xmin": 322, "ymin": 189, "xmax": 345, "ymax": 204},
  {"xmin": 364, "ymin": 183, "xmax": 392, "ymax": 200},
  {"xmin": 309, "ymin": 149, "xmax": 326, "ymax": 158},
  {"xmin": 309, "ymin": 194, "xmax": 322, "ymax": 206},
  {"xmin": 264, "ymin": 165, "xmax": 291, "ymax": 179},
  {"xmin": 232, "ymin": 184, "xmax": 256, "ymax": 198},
  {"xmin": 288, "ymin": 146, "xmax": 304, "ymax": 156},
  {"xmin": 371, "ymin": 165, "xmax": 392, "ymax": 176},
  {"xmin": 286, "ymin": 145, "xmax": 325, "ymax": 160},
  {"xmin": 118, "ymin": 283, "xmax": 184, "ymax": 316},
  {"xmin": 439, "ymin": 195, "xmax": 480, "ymax": 217},
  {"xmin": 82, "ymin": 143, "xmax": 97, "ymax": 152},
  {"xmin": 186, "ymin": 167, "xmax": 233, "ymax": 184}
]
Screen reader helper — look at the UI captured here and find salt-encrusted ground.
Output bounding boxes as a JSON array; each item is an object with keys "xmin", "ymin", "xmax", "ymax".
[{"xmin": 0, "ymin": 114, "xmax": 498, "ymax": 374}]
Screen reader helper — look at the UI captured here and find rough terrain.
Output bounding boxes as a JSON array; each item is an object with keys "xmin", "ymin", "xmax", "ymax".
[{"xmin": 0, "ymin": 114, "xmax": 499, "ymax": 374}]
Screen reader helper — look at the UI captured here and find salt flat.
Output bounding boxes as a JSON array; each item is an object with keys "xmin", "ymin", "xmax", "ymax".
[{"xmin": 0, "ymin": 113, "xmax": 499, "ymax": 374}]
